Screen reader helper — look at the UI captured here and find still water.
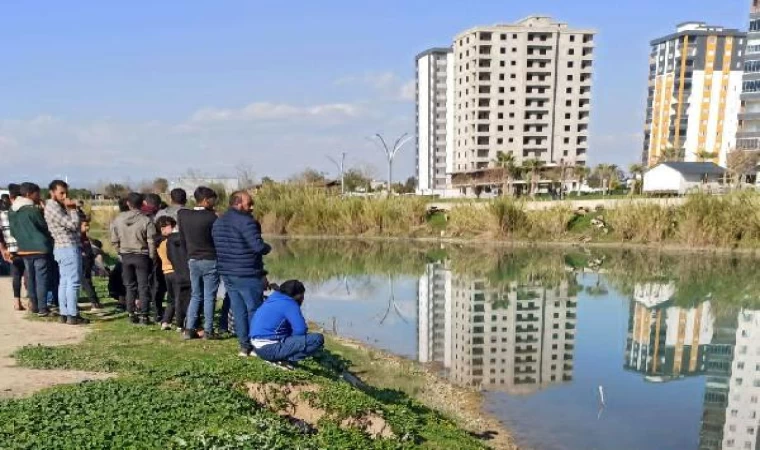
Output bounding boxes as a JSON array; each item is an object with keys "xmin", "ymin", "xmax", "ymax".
[{"xmin": 267, "ymin": 239, "xmax": 760, "ymax": 450}]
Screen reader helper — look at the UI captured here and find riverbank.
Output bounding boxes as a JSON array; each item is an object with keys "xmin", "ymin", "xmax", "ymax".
[
  {"xmin": 1, "ymin": 279, "xmax": 506, "ymax": 449},
  {"xmin": 246, "ymin": 184, "xmax": 760, "ymax": 250}
]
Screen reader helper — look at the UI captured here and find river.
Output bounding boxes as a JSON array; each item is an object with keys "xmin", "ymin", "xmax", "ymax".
[{"xmin": 265, "ymin": 239, "xmax": 760, "ymax": 450}]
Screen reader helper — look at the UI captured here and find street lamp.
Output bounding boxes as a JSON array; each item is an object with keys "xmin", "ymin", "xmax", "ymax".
[
  {"xmin": 326, "ymin": 152, "xmax": 347, "ymax": 195},
  {"xmin": 369, "ymin": 133, "xmax": 412, "ymax": 195}
]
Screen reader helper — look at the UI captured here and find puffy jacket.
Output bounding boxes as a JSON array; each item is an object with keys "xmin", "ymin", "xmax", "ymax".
[
  {"xmin": 212, "ymin": 208, "xmax": 271, "ymax": 277},
  {"xmin": 110, "ymin": 210, "xmax": 156, "ymax": 258},
  {"xmin": 249, "ymin": 291, "xmax": 307, "ymax": 340},
  {"xmin": 8, "ymin": 198, "xmax": 53, "ymax": 254}
]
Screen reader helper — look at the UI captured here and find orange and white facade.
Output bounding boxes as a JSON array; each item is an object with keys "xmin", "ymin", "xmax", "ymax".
[{"xmin": 643, "ymin": 22, "xmax": 745, "ymax": 167}]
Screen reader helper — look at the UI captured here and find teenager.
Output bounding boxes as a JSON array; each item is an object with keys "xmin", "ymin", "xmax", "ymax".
[
  {"xmin": 111, "ymin": 192, "xmax": 156, "ymax": 324},
  {"xmin": 155, "ymin": 188, "xmax": 188, "ymax": 222},
  {"xmin": 162, "ymin": 216, "xmax": 191, "ymax": 333},
  {"xmin": 80, "ymin": 217, "xmax": 104, "ymax": 311},
  {"xmin": 0, "ymin": 184, "xmax": 26, "ymax": 311}
]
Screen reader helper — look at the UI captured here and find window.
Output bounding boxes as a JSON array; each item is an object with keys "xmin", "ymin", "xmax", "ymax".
[
  {"xmin": 570, "ymin": 35, "xmax": 576, "ymax": 42},
  {"xmin": 510, "ymin": 87, "xmax": 516, "ymax": 92},
  {"xmin": 566, "ymin": 100, "xmax": 572, "ymax": 107},
  {"xmin": 499, "ymin": 74, "xmax": 505, "ymax": 81},
  {"xmin": 568, "ymin": 61, "xmax": 574, "ymax": 68},
  {"xmin": 508, "ymin": 138, "xmax": 514, "ymax": 143},
  {"xmin": 567, "ymin": 75, "xmax": 574, "ymax": 81},
  {"xmin": 498, "ymin": 100, "xmax": 504, "ymax": 106},
  {"xmin": 565, "ymin": 125, "xmax": 571, "ymax": 131},
  {"xmin": 500, "ymin": 33, "xmax": 507, "ymax": 40},
  {"xmin": 569, "ymin": 49, "xmax": 575, "ymax": 55},
  {"xmin": 497, "ymin": 138, "xmax": 503, "ymax": 144},
  {"xmin": 751, "ymin": 19, "xmax": 760, "ymax": 32},
  {"xmin": 498, "ymin": 113, "xmax": 504, "ymax": 119},
  {"xmin": 744, "ymin": 80, "xmax": 760, "ymax": 93},
  {"xmin": 511, "ymin": 61, "xmax": 516, "ymax": 66},
  {"xmin": 739, "ymin": 362, "xmax": 746, "ymax": 370},
  {"xmin": 497, "ymin": 125, "xmax": 504, "ymax": 131},
  {"xmin": 511, "ymin": 74, "xmax": 516, "ymax": 79},
  {"xmin": 737, "ymin": 378, "xmax": 744, "ymax": 386},
  {"xmin": 565, "ymin": 113, "xmax": 571, "ymax": 119},
  {"xmin": 509, "ymin": 125, "xmax": 514, "ymax": 130},
  {"xmin": 499, "ymin": 87, "xmax": 505, "ymax": 93},
  {"xmin": 500, "ymin": 61, "xmax": 505, "ymax": 67},
  {"xmin": 566, "ymin": 87, "xmax": 572, "ymax": 94},
  {"xmin": 512, "ymin": 48, "xmax": 517, "ymax": 53},
  {"xmin": 509, "ymin": 113, "xmax": 515, "ymax": 118},
  {"xmin": 510, "ymin": 100, "xmax": 515, "ymax": 105},
  {"xmin": 513, "ymin": 34, "xmax": 517, "ymax": 39},
  {"xmin": 564, "ymin": 138, "xmax": 570, "ymax": 144}
]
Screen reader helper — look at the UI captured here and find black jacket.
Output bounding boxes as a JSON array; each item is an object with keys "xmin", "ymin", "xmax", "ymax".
[
  {"xmin": 166, "ymin": 233, "xmax": 190, "ymax": 285},
  {"xmin": 177, "ymin": 209, "xmax": 217, "ymax": 260}
]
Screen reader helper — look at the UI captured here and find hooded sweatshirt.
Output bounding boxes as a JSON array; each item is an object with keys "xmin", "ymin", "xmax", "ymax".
[
  {"xmin": 8, "ymin": 197, "xmax": 53, "ymax": 255},
  {"xmin": 110, "ymin": 210, "xmax": 156, "ymax": 258},
  {"xmin": 249, "ymin": 291, "xmax": 308, "ymax": 341}
]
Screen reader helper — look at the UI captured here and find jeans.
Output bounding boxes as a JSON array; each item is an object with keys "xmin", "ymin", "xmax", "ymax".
[
  {"xmin": 121, "ymin": 254, "xmax": 152, "ymax": 317},
  {"xmin": 254, "ymin": 333, "xmax": 325, "ymax": 363},
  {"xmin": 22, "ymin": 255, "xmax": 50, "ymax": 313},
  {"xmin": 10, "ymin": 256, "xmax": 26, "ymax": 299},
  {"xmin": 53, "ymin": 246, "xmax": 82, "ymax": 317},
  {"xmin": 222, "ymin": 275, "xmax": 265, "ymax": 351},
  {"xmin": 186, "ymin": 259, "xmax": 219, "ymax": 333}
]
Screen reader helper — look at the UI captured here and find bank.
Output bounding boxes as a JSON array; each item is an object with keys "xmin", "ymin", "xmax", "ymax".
[{"xmin": 0, "ymin": 278, "xmax": 514, "ymax": 449}]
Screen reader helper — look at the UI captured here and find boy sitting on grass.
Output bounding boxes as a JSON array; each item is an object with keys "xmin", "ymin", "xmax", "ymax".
[{"xmin": 249, "ymin": 280, "xmax": 324, "ymax": 369}]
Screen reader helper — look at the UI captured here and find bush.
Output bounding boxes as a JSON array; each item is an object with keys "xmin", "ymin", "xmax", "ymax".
[{"xmin": 607, "ymin": 203, "xmax": 674, "ymax": 243}]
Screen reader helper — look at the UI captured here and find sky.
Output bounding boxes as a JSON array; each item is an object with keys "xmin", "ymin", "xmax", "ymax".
[{"xmin": 0, "ymin": 0, "xmax": 750, "ymax": 187}]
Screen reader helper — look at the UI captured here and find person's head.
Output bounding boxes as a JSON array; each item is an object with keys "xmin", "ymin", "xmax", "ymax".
[
  {"xmin": 117, "ymin": 197, "xmax": 130, "ymax": 212},
  {"xmin": 7, "ymin": 183, "xmax": 20, "ymax": 201},
  {"xmin": 229, "ymin": 190, "xmax": 252, "ymax": 213},
  {"xmin": 48, "ymin": 179, "xmax": 69, "ymax": 203},
  {"xmin": 194, "ymin": 186, "xmax": 217, "ymax": 209},
  {"xmin": 278, "ymin": 280, "xmax": 306, "ymax": 306},
  {"xmin": 144, "ymin": 193, "xmax": 161, "ymax": 209},
  {"xmin": 169, "ymin": 188, "xmax": 187, "ymax": 206},
  {"xmin": 0, "ymin": 194, "xmax": 10, "ymax": 211},
  {"xmin": 155, "ymin": 216, "xmax": 176, "ymax": 237},
  {"xmin": 20, "ymin": 182, "xmax": 41, "ymax": 204},
  {"xmin": 126, "ymin": 192, "xmax": 145, "ymax": 211},
  {"xmin": 80, "ymin": 219, "xmax": 90, "ymax": 234}
]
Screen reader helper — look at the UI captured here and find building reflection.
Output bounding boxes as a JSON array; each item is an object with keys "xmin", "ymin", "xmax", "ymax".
[
  {"xmin": 625, "ymin": 283, "xmax": 714, "ymax": 382},
  {"xmin": 417, "ymin": 262, "xmax": 578, "ymax": 394}
]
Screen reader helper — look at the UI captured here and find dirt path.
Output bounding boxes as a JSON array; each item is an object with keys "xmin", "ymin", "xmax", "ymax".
[{"xmin": 0, "ymin": 278, "xmax": 108, "ymax": 398}]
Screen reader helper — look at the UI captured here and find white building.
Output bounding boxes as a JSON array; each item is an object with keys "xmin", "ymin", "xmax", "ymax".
[
  {"xmin": 643, "ymin": 22, "xmax": 745, "ymax": 167},
  {"xmin": 737, "ymin": 1, "xmax": 760, "ymax": 151},
  {"xmin": 642, "ymin": 161, "xmax": 725, "ymax": 195},
  {"xmin": 416, "ymin": 49, "xmax": 457, "ymax": 197},
  {"xmin": 723, "ymin": 310, "xmax": 760, "ymax": 450}
]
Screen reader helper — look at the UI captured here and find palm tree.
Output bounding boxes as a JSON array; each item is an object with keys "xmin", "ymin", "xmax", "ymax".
[
  {"xmin": 576, "ymin": 166, "xmax": 591, "ymax": 196},
  {"xmin": 696, "ymin": 149, "xmax": 718, "ymax": 162},
  {"xmin": 657, "ymin": 144, "xmax": 685, "ymax": 163},
  {"xmin": 522, "ymin": 159, "xmax": 545, "ymax": 197},
  {"xmin": 628, "ymin": 163, "xmax": 645, "ymax": 195},
  {"xmin": 493, "ymin": 151, "xmax": 518, "ymax": 196},
  {"xmin": 595, "ymin": 164, "xmax": 619, "ymax": 196}
]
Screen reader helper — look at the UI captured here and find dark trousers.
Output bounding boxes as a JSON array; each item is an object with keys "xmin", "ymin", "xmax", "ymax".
[
  {"xmin": 255, "ymin": 334, "xmax": 325, "ymax": 363},
  {"xmin": 121, "ymin": 254, "xmax": 152, "ymax": 316},
  {"xmin": 22, "ymin": 255, "xmax": 50, "ymax": 313},
  {"xmin": 49, "ymin": 258, "xmax": 59, "ymax": 307},
  {"xmin": 219, "ymin": 293, "xmax": 231, "ymax": 332},
  {"xmin": 152, "ymin": 267, "xmax": 168, "ymax": 321},
  {"xmin": 81, "ymin": 272, "xmax": 98, "ymax": 302},
  {"xmin": 222, "ymin": 275, "xmax": 265, "ymax": 352},
  {"xmin": 10, "ymin": 256, "xmax": 26, "ymax": 299},
  {"xmin": 162, "ymin": 273, "xmax": 190, "ymax": 328}
]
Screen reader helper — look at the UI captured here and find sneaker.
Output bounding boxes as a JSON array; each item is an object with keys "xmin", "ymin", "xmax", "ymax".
[
  {"xmin": 90, "ymin": 302, "xmax": 103, "ymax": 311},
  {"xmin": 59, "ymin": 315, "xmax": 68, "ymax": 324},
  {"xmin": 67, "ymin": 316, "xmax": 90, "ymax": 325},
  {"xmin": 238, "ymin": 350, "xmax": 250, "ymax": 357},
  {"xmin": 183, "ymin": 330, "xmax": 200, "ymax": 340},
  {"xmin": 160, "ymin": 323, "xmax": 172, "ymax": 331},
  {"xmin": 202, "ymin": 332, "xmax": 220, "ymax": 341},
  {"xmin": 138, "ymin": 316, "xmax": 151, "ymax": 326},
  {"xmin": 128, "ymin": 314, "xmax": 139, "ymax": 324},
  {"xmin": 266, "ymin": 361, "xmax": 295, "ymax": 371},
  {"xmin": 36, "ymin": 310, "xmax": 50, "ymax": 318}
]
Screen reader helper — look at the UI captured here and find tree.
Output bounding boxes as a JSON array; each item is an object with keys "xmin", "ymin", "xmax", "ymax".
[
  {"xmin": 261, "ymin": 176, "xmax": 275, "ymax": 186},
  {"xmin": 727, "ymin": 150, "xmax": 760, "ymax": 187},
  {"xmin": 493, "ymin": 151, "xmax": 519, "ymax": 196},
  {"xmin": 521, "ymin": 159, "xmax": 545, "ymax": 197},
  {"xmin": 236, "ymin": 165, "xmax": 257, "ymax": 190},
  {"xmin": 658, "ymin": 144, "xmax": 685, "ymax": 163},
  {"xmin": 628, "ymin": 164, "xmax": 645, "ymax": 195},
  {"xmin": 342, "ymin": 168, "xmax": 372, "ymax": 193},
  {"xmin": 104, "ymin": 183, "xmax": 129, "ymax": 199},
  {"xmin": 576, "ymin": 166, "xmax": 591, "ymax": 196},
  {"xmin": 403, "ymin": 176, "xmax": 417, "ymax": 194},
  {"xmin": 152, "ymin": 177, "xmax": 169, "ymax": 194},
  {"xmin": 290, "ymin": 168, "xmax": 327, "ymax": 185},
  {"xmin": 594, "ymin": 164, "xmax": 619, "ymax": 195},
  {"xmin": 696, "ymin": 149, "xmax": 718, "ymax": 162}
]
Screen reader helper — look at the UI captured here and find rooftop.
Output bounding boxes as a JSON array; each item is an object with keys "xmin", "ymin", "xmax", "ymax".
[{"xmin": 656, "ymin": 161, "xmax": 726, "ymax": 176}]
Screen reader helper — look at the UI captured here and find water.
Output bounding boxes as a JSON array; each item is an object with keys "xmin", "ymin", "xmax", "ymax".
[{"xmin": 266, "ymin": 239, "xmax": 760, "ymax": 450}]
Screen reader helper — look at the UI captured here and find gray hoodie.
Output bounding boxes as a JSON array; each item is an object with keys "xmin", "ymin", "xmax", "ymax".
[{"xmin": 110, "ymin": 210, "xmax": 156, "ymax": 258}]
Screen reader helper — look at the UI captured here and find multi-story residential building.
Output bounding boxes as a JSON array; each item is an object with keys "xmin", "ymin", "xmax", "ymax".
[
  {"xmin": 643, "ymin": 22, "xmax": 745, "ymax": 168},
  {"xmin": 417, "ymin": 262, "xmax": 452, "ymax": 364},
  {"xmin": 415, "ymin": 16, "xmax": 595, "ymax": 197},
  {"xmin": 737, "ymin": 0, "xmax": 760, "ymax": 151},
  {"xmin": 415, "ymin": 49, "xmax": 456, "ymax": 197}
]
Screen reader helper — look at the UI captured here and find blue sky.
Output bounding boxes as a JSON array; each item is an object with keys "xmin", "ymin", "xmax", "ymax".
[{"xmin": 0, "ymin": 0, "xmax": 749, "ymax": 187}]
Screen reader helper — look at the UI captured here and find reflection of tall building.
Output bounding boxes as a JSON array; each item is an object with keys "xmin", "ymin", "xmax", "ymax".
[
  {"xmin": 625, "ymin": 283, "xmax": 713, "ymax": 381},
  {"xmin": 417, "ymin": 270, "xmax": 578, "ymax": 394}
]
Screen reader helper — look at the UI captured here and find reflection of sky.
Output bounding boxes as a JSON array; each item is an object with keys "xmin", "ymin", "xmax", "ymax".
[
  {"xmin": 485, "ymin": 275, "xmax": 705, "ymax": 450},
  {"xmin": 301, "ymin": 275, "xmax": 420, "ymax": 358}
]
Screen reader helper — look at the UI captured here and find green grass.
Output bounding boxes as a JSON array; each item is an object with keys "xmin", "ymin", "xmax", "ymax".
[{"xmin": 3, "ymin": 280, "xmax": 485, "ymax": 450}]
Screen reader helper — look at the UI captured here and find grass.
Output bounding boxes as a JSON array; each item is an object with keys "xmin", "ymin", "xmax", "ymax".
[{"xmin": 3, "ymin": 281, "xmax": 486, "ymax": 450}]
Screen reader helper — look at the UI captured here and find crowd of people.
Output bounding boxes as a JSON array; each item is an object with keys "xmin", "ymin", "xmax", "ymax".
[{"xmin": 0, "ymin": 181, "xmax": 324, "ymax": 369}]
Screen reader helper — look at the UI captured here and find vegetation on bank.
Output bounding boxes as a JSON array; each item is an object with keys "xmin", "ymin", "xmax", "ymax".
[
  {"xmin": 249, "ymin": 185, "xmax": 760, "ymax": 248},
  {"xmin": 3, "ymin": 279, "xmax": 487, "ymax": 450}
]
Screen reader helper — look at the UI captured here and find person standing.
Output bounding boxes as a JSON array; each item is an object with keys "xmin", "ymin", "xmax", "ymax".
[
  {"xmin": 111, "ymin": 192, "xmax": 156, "ymax": 325},
  {"xmin": 163, "ymin": 217, "xmax": 192, "ymax": 333},
  {"xmin": 44, "ymin": 180, "xmax": 89, "ymax": 325},
  {"xmin": 178, "ymin": 186, "xmax": 219, "ymax": 340},
  {"xmin": 79, "ymin": 217, "xmax": 104, "ymax": 311},
  {"xmin": 0, "ymin": 184, "xmax": 26, "ymax": 311},
  {"xmin": 8, "ymin": 183, "xmax": 54, "ymax": 317},
  {"xmin": 155, "ymin": 188, "xmax": 188, "ymax": 222},
  {"xmin": 212, "ymin": 191, "xmax": 271, "ymax": 356}
]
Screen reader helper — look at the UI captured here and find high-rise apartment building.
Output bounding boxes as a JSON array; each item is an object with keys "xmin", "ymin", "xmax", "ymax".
[
  {"xmin": 643, "ymin": 22, "xmax": 745, "ymax": 167},
  {"xmin": 737, "ymin": 1, "xmax": 760, "ymax": 151},
  {"xmin": 415, "ymin": 16, "xmax": 595, "ymax": 197},
  {"xmin": 416, "ymin": 49, "xmax": 455, "ymax": 196}
]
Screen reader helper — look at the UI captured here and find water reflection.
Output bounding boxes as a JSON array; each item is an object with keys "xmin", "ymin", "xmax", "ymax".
[{"xmin": 266, "ymin": 239, "xmax": 760, "ymax": 450}]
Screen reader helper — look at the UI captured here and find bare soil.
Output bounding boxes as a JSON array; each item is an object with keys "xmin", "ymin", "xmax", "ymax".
[{"xmin": 0, "ymin": 278, "xmax": 109, "ymax": 398}]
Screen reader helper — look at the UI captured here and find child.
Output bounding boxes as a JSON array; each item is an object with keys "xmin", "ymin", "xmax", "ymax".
[
  {"xmin": 156, "ymin": 216, "xmax": 191, "ymax": 333},
  {"xmin": 80, "ymin": 218, "xmax": 104, "ymax": 310}
]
